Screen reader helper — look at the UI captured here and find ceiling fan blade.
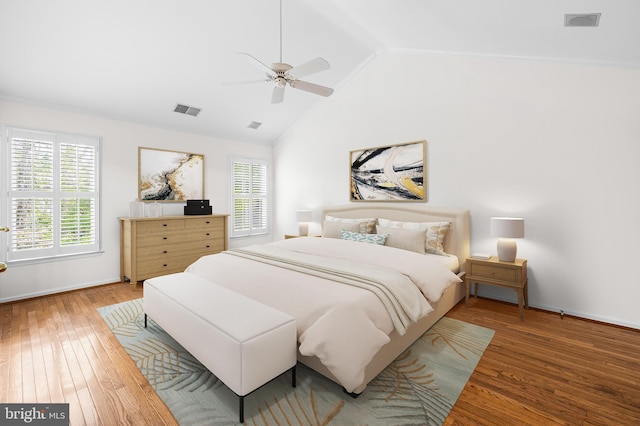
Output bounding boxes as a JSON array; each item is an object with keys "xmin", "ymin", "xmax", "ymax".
[
  {"xmin": 287, "ymin": 57, "xmax": 330, "ymax": 79},
  {"xmin": 271, "ymin": 85, "xmax": 285, "ymax": 104},
  {"xmin": 238, "ymin": 52, "xmax": 275, "ymax": 76},
  {"xmin": 289, "ymin": 80, "xmax": 334, "ymax": 97}
]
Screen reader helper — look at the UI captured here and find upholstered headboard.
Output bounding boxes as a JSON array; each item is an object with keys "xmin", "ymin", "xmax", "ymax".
[{"xmin": 321, "ymin": 205, "xmax": 470, "ymax": 272}]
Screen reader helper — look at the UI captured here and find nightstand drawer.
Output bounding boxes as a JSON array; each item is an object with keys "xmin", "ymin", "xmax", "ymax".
[{"xmin": 469, "ymin": 263, "xmax": 516, "ymax": 282}]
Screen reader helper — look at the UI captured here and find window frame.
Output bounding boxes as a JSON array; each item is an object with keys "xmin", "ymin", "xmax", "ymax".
[
  {"xmin": 230, "ymin": 156, "xmax": 270, "ymax": 238},
  {"xmin": 1, "ymin": 126, "xmax": 102, "ymax": 265}
]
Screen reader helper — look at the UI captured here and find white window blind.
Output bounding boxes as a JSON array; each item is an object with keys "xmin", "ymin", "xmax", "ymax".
[
  {"xmin": 231, "ymin": 158, "xmax": 269, "ymax": 237},
  {"xmin": 3, "ymin": 128, "xmax": 101, "ymax": 262}
]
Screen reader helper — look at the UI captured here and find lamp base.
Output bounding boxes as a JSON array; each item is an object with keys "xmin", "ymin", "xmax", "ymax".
[
  {"xmin": 497, "ymin": 238, "xmax": 517, "ymax": 262},
  {"xmin": 298, "ymin": 223, "xmax": 309, "ymax": 236}
]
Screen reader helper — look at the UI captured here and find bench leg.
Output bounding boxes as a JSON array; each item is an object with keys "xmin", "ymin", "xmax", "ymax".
[
  {"xmin": 292, "ymin": 365, "xmax": 296, "ymax": 388},
  {"xmin": 144, "ymin": 313, "xmax": 147, "ymax": 328},
  {"xmin": 239, "ymin": 395, "xmax": 244, "ymax": 423}
]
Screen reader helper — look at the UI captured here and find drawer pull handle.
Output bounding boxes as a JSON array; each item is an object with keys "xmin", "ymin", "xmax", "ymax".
[
  {"xmin": 163, "ymin": 264, "xmax": 167, "ymax": 267},
  {"xmin": 163, "ymin": 250, "xmax": 167, "ymax": 254},
  {"xmin": 163, "ymin": 237, "xmax": 167, "ymax": 240},
  {"xmin": 206, "ymin": 221, "xmax": 210, "ymax": 224},
  {"xmin": 206, "ymin": 245, "xmax": 210, "ymax": 248},
  {"xmin": 206, "ymin": 233, "xmax": 210, "ymax": 236},
  {"xmin": 163, "ymin": 224, "xmax": 168, "ymax": 227}
]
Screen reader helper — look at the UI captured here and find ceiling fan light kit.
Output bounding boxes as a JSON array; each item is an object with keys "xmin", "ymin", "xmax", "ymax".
[{"xmin": 237, "ymin": 0, "xmax": 334, "ymax": 104}]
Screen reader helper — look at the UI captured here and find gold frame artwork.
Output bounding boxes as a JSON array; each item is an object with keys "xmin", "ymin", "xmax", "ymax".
[
  {"xmin": 138, "ymin": 147, "xmax": 205, "ymax": 202},
  {"xmin": 350, "ymin": 140, "xmax": 427, "ymax": 202}
]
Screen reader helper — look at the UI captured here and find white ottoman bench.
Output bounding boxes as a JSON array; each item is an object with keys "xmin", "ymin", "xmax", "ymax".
[{"xmin": 143, "ymin": 272, "xmax": 297, "ymax": 423}]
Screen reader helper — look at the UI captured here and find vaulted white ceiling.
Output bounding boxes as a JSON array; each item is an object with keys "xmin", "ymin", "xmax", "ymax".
[{"xmin": 1, "ymin": 0, "xmax": 638, "ymax": 145}]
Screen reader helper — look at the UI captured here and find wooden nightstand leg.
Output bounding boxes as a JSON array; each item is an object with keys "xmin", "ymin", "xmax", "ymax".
[
  {"xmin": 524, "ymin": 280, "xmax": 529, "ymax": 308},
  {"xmin": 465, "ymin": 280, "xmax": 470, "ymax": 306},
  {"xmin": 517, "ymin": 289, "xmax": 524, "ymax": 321}
]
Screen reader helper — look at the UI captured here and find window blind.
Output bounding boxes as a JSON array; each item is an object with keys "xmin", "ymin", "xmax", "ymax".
[
  {"xmin": 4, "ymin": 128, "xmax": 101, "ymax": 262},
  {"xmin": 231, "ymin": 158, "xmax": 269, "ymax": 237}
]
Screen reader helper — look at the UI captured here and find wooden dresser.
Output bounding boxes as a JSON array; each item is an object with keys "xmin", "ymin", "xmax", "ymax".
[{"xmin": 119, "ymin": 214, "xmax": 229, "ymax": 287}]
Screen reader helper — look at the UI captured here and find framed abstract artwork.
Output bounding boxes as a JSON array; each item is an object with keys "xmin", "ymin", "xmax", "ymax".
[
  {"xmin": 350, "ymin": 140, "xmax": 426, "ymax": 202},
  {"xmin": 138, "ymin": 147, "xmax": 204, "ymax": 202}
]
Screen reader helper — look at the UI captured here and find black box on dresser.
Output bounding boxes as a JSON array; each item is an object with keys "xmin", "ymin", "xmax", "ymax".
[{"xmin": 184, "ymin": 199, "xmax": 212, "ymax": 215}]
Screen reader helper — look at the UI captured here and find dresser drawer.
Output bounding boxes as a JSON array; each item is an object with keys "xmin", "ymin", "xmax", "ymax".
[
  {"xmin": 185, "ymin": 216, "xmax": 224, "ymax": 230},
  {"xmin": 469, "ymin": 263, "xmax": 517, "ymax": 282},
  {"xmin": 136, "ymin": 260, "xmax": 188, "ymax": 279},
  {"xmin": 136, "ymin": 230, "xmax": 190, "ymax": 247},
  {"xmin": 136, "ymin": 240, "xmax": 225, "ymax": 261},
  {"xmin": 137, "ymin": 219, "xmax": 185, "ymax": 233},
  {"xmin": 138, "ymin": 252, "xmax": 216, "ymax": 276}
]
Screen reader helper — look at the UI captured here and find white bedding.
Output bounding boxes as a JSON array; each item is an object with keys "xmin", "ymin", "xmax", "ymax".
[
  {"xmin": 185, "ymin": 237, "xmax": 462, "ymax": 392},
  {"xmin": 429, "ymin": 252, "xmax": 460, "ymax": 273}
]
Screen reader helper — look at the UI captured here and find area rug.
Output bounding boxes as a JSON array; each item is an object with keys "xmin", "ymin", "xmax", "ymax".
[{"xmin": 98, "ymin": 299, "xmax": 494, "ymax": 425}]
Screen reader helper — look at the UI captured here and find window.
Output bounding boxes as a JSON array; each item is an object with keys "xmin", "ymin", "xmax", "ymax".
[
  {"xmin": 231, "ymin": 157, "xmax": 269, "ymax": 237},
  {"xmin": 2, "ymin": 127, "xmax": 101, "ymax": 263}
]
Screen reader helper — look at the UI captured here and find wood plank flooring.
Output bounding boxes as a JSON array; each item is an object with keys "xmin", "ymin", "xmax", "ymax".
[
  {"xmin": 0, "ymin": 283, "xmax": 177, "ymax": 426},
  {"xmin": 1, "ymin": 283, "xmax": 639, "ymax": 425},
  {"xmin": 446, "ymin": 297, "xmax": 640, "ymax": 425}
]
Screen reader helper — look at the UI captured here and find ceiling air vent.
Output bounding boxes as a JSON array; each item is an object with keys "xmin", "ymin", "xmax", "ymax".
[
  {"xmin": 174, "ymin": 103, "xmax": 201, "ymax": 117},
  {"xmin": 564, "ymin": 13, "xmax": 601, "ymax": 27},
  {"xmin": 247, "ymin": 121, "xmax": 262, "ymax": 129}
]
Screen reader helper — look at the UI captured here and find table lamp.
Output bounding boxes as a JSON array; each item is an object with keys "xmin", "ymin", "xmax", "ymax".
[
  {"xmin": 296, "ymin": 210, "xmax": 313, "ymax": 236},
  {"xmin": 490, "ymin": 217, "xmax": 524, "ymax": 262}
]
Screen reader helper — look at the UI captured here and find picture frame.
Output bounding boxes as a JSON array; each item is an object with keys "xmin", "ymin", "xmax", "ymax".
[
  {"xmin": 350, "ymin": 140, "xmax": 427, "ymax": 202},
  {"xmin": 138, "ymin": 147, "xmax": 204, "ymax": 202}
]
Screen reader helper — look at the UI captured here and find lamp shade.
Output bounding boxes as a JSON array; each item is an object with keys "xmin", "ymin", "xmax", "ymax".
[
  {"xmin": 296, "ymin": 210, "xmax": 313, "ymax": 223},
  {"xmin": 490, "ymin": 217, "xmax": 525, "ymax": 238}
]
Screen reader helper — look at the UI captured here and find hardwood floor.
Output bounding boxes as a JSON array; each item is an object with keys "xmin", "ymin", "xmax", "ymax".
[
  {"xmin": 446, "ymin": 298, "xmax": 640, "ymax": 425},
  {"xmin": 1, "ymin": 283, "xmax": 639, "ymax": 425},
  {"xmin": 0, "ymin": 283, "xmax": 177, "ymax": 426}
]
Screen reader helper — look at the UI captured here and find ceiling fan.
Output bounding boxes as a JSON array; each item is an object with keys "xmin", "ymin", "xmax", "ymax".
[{"xmin": 236, "ymin": 0, "xmax": 334, "ymax": 104}]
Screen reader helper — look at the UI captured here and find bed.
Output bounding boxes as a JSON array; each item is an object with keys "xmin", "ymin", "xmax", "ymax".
[{"xmin": 183, "ymin": 204, "xmax": 470, "ymax": 394}]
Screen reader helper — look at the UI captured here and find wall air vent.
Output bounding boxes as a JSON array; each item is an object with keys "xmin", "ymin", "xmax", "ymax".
[
  {"xmin": 174, "ymin": 103, "xmax": 201, "ymax": 117},
  {"xmin": 247, "ymin": 121, "xmax": 262, "ymax": 129},
  {"xmin": 564, "ymin": 13, "xmax": 601, "ymax": 27}
]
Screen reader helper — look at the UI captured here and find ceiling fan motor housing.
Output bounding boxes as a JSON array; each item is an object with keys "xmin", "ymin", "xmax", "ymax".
[{"xmin": 271, "ymin": 63, "xmax": 294, "ymax": 87}]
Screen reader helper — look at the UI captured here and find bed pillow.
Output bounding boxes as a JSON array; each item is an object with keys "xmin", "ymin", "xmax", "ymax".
[
  {"xmin": 359, "ymin": 219, "xmax": 377, "ymax": 234},
  {"xmin": 322, "ymin": 216, "xmax": 376, "ymax": 239},
  {"xmin": 322, "ymin": 221, "xmax": 361, "ymax": 239},
  {"xmin": 377, "ymin": 219, "xmax": 451, "ymax": 256},
  {"xmin": 376, "ymin": 225, "xmax": 426, "ymax": 254},
  {"xmin": 340, "ymin": 229, "xmax": 388, "ymax": 245}
]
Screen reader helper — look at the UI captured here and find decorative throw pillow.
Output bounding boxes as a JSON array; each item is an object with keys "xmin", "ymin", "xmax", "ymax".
[
  {"xmin": 359, "ymin": 219, "xmax": 377, "ymax": 234},
  {"xmin": 322, "ymin": 216, "xmax": 376, "ymax": 239},
  {"xmin": 376, "ymin": 225, "xmax": 426, "ymax": 254},
  {"xmin": 377, "ymin": 218, "xmax": 451, "ymax": 256},
  {"xmin": 424, "ymin": 222, "xmax": 451, "ymax": 255},
  {"xmin": 322, "ymin": 220, "xmax": 361, "ymax": 239},
  {"xmin": 340, "ymin": 229, "xmax": 388, "ymax": 245},
  {"xmin": 325, "ymin": 215, "xmax": 376, "ymax": 224}
]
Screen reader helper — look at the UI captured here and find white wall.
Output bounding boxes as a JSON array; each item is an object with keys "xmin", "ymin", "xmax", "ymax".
[
  {"xmin": 273, "ymin": 51, "xmax": 640, "ymax": 329},
  {"xmin": 0, "ymin": 99, "xmax": 272, "ymax": 302}
]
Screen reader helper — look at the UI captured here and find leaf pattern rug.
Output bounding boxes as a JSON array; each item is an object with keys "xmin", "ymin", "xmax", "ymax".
[{"xmin": 98, "ymin": 299, "xmax": 494, "ymax": 425}]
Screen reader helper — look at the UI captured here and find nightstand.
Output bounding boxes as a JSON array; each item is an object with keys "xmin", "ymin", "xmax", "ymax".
[{"xmin": 465, "ymin": 256, "xmax": 528, "ymax": 321}]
